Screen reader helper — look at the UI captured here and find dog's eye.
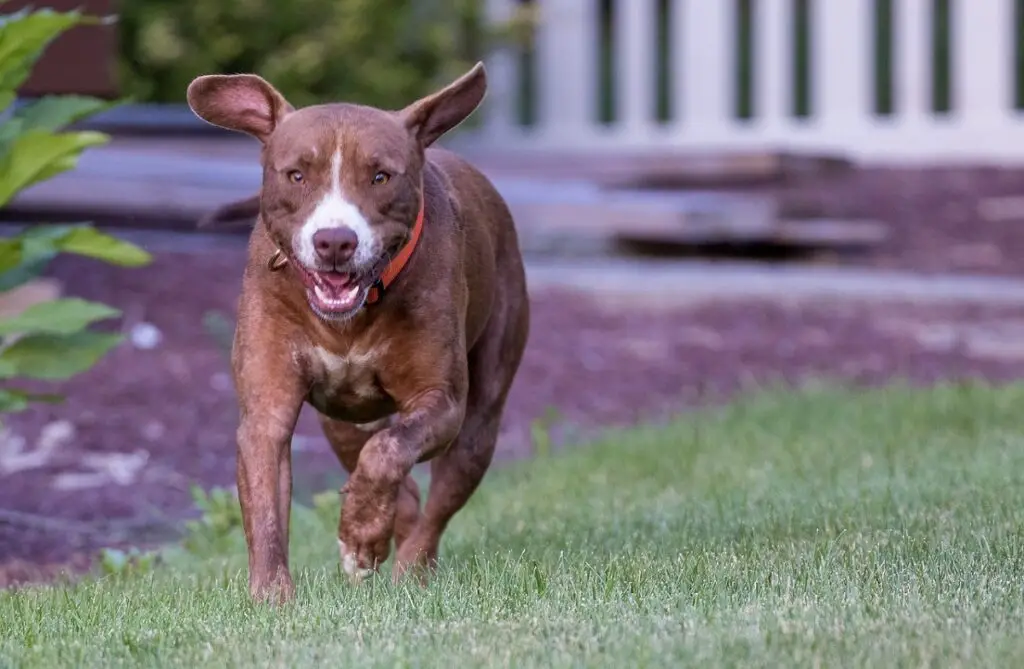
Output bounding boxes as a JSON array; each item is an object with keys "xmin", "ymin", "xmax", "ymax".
[
  {"xmin": 372, "ymin": 171, "xmax": 390, "ymax": 186},
  {"xmin": 287, "ymin": 170, "xmax": 304, "ymax": 184}
]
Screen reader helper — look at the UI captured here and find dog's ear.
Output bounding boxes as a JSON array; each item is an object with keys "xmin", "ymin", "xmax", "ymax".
[
  {"xmin": 187, "ymin": 74, "xmax": 294, "ymax": 142},
  {"xmin": 400, "ymin": 62, "xmax": 487, "ymax": 148}
]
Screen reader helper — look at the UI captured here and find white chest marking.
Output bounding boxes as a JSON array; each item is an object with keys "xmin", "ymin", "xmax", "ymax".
[{"xmin": 310, "ymin": 345, "xmax": 385, "ymax": 400}]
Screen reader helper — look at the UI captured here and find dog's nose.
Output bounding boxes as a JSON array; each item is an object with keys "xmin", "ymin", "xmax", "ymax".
[{"xmin": 312, "ymin": 227, "xmax": 358, "ymax": 265}]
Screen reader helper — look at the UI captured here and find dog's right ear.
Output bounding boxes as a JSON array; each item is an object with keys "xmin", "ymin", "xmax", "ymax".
[{"xmin": 186, "ymin": 74, "xmax": 294, "ymax": 142}]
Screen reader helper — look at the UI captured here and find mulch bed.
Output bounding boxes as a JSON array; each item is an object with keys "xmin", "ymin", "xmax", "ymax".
[
  {"xmin": 778, "ymin": 166, "xmax": 1024, "ymax": 275},
  {"xmin": 6, "ymin": 164, "xmax": 1024, "ymax": 587},
  {"xmin": 620, "ymin": 166, "xmax": 1024, "ymax": 275}
]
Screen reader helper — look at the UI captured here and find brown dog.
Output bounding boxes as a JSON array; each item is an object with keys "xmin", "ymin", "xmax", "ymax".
[{"xmin": 186, "ymin": 63, "xmax": 530, "ymax": 603}]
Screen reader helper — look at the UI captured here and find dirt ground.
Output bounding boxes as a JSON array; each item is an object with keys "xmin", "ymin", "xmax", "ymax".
[
  {"xmin": 777, "ymin": 165, "xmax": 1024, "ymax": 275},
  {"xmin": 5, "ymin": 165, "xmax": 1024, "ymax": 586}
]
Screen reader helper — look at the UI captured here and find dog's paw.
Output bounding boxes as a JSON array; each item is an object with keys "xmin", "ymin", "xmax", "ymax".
[
  {"xmin": 249, "ymin": 567, "xmax": 296, "ymax": 605},
  {"xmin": 337, "ymin": 475, "xmax": 398, "ymax": 581},
  {"xmin": 338, "ymin": 539, "xmax": 375, "ymax": 583}
]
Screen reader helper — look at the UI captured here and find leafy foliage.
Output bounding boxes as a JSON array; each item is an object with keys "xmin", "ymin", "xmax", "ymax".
[
  {"xmin": 117, "ymin": 0, "xmax": 534, "ymax": 110},
  {"xmin": 181, "ymin": 485, "xmax": 244, "ymax": 556},
  {"xmin": 0, "ymin": 7, "xmax": 152, "ymax": 417}
]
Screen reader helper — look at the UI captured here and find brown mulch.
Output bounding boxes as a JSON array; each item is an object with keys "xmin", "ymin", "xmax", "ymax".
[
  {"xmin": 621, "ymin": 166, "xmax": 1024, "ymax": 275},
  {"xmin": 778, "ymin": 166, "xmax": 1024, "ymax": 275},
  {"xmin": 6, "ymin": 164, "xmax": 1024, "ymax": 586}
]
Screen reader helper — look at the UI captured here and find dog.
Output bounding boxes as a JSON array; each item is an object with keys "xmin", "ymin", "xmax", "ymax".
[{"xmin": 186, "ymin": 62, "xmax": 530, "ymax": 603}]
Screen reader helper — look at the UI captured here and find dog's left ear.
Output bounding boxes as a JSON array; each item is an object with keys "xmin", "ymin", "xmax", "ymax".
[{"xmin": 401, "ymin": 62, "xmax": 487, "ymax": 148}]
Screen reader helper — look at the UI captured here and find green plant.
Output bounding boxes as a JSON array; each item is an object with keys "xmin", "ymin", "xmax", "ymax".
[
  {"xmin": 97, "ymin": 547, "xmax": 158, "ymax": 577},
  {"xmin": 117, "ymin": 0, "xmax": 534, "ymax": 111},
  {"xmin": 181, "ymin": 485, "xmax": 243, "ymax": 555},
  {"xmin": 529, "ymin": 405, "xmax": 561, "ymax": 459},
  {"xmin": 0, "ymin": 6, "xmax": 152, "ymax": 416}
]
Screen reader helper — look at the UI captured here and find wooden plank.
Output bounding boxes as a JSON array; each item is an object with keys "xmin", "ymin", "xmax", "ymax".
[
  {"xmin": 613, "ymin": 218, "xmax": 889, "ymax": 248},
  {"xmin": 773, "ymin": 219, "xmax": 889, "ymax": 246},
  {"xmin": 508, "ymin": 190, "xmax": 779, "ymax": 242},
  {"xmin": 978, "ymin": 195, "xmax": 1024, "ymax": 222},
  {"xmin": 598, "ymin": 151, "xmax": 855, "ymax": 189}
]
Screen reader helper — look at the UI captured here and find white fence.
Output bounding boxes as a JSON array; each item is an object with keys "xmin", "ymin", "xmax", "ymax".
[{"xmin": 479, "ymin": 0, "xmax": 1024, "ymax": 164}]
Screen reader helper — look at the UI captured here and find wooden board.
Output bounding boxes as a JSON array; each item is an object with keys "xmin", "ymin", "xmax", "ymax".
[
  {"xmin": 456, "ymin": 149, "xmax": 856, "ymax": 189},
  {"xmin": 614, "ymin": 218, "xmax": 889, "ymax": 249}
]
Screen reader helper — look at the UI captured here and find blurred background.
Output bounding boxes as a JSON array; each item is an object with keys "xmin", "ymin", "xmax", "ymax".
[{"xmin": 5, "ymin": 0, "xmax": 1024, "ymax": 583}]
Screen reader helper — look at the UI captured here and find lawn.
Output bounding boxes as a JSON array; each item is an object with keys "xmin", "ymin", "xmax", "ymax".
[{"xmin": 3, "ymin": 382, "xmax": 1024, "ymax": 668}]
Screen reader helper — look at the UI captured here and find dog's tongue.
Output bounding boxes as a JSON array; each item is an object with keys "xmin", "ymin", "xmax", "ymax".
[{"xmin": 320, "ymin": 272, "xmax": 353, "ymax": 291}]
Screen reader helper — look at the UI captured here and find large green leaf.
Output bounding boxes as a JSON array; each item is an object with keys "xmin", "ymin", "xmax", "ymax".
[
  {"xmin": 0, "ymin": 117, "xmax": 24, "ymax": 159},
  {"xmin": 0, "ymin": 297, "xmax": 121, "ymax": 336},
  {"xmin": 0, "ymin": 387, "xmax": 63, "ymax": 413},
  {"xmin": 19, "ymin": 152, "xmax": 77, "ymax": 185},
  {"xmin": 54, "ymin": 226, "xmax": 152, "ymax": 267},
  {"xmin": 0, "ymin": 225, "xmax": 151, "ymax": 292},
  {"xmin": 0, "ymin": 129, "xmax": 110, "ymax": 206},
  {"xmin": 0, "ymin": 96, "xmax": 116, "ymax": 158},
  {"xmin": 0, "ymin": 330, "xmax": 122, "ymax": 380},
  {"xmin": 0, "ymin": 224, "xmax": 75, "ymax": 277},
  {"xmin": 0, "ymin": 238, "xmax": 21, "ymax": 275},
  {"xmin": 13, "ymin": 95, "xmax": 118, "ymax": 133},
  {"xmin": 0, "ymin": 256, "xmax": 50, "ymax": 292},
  {"xmin": 0, "ymin": 357, "xmax": 17, "ymax": 379},
  {"xmin": 0, "ymin": 8, "xmax": 107, "ymax": 97}
]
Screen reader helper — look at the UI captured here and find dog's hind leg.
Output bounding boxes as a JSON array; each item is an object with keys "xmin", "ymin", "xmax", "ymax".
[
  {"xmin": 392, "ymin": 301, "xmax": 529, "ymax": 582},
  {"xmin": 318, "ymin": 415, "xmax": 423, "ymax": 570}
]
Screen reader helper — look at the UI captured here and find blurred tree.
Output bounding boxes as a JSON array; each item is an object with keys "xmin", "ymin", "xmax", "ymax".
[{"xmin": 117, "ymin": 0, "xmax": 531, "ymax": 111}]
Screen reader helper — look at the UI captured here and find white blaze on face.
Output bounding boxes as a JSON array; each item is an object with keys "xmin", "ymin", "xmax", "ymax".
[{"xmin": 295, "ymin": 147, "xmax": 378, "ymax": 269}]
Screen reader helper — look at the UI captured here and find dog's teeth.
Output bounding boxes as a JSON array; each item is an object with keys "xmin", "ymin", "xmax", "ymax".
[{"xmin": 311, "ymin": 279, "xmax": 361, "ymax": 313}]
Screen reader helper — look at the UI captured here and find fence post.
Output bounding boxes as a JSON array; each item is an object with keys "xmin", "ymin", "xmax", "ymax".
[
  {"xmin": 675, "ymin": 0, "xmax": 736, "ymax": 146},
  {"xmin": 894, "ymin": 0, "xmax": 930, "ymax": 125},
  {"xmin": 954, "ymin": 0, "xmax": 1015, "ymax": 151},
  {"xmin": 618, "ymin": 0, "xmax": 658, "ymax": 138},
  {"xmin": 482, "ymin": 0, "xmax": 520, "ymax": 139},
  {"xmin": 534, "ymin": 0, "xmax": 599, "ymax": 146},
  {"xmin": 813, "ymin": 0, "xmax": 872, "ymax": 149},
  {"xmin": 754, "ymin": 0, "xmax": 792, "ymax": 144}
]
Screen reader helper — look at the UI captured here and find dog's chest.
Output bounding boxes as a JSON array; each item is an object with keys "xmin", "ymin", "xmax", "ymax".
[{"xmin": 304, "ymin": 345, "xmax": 393, "ymax": 422}]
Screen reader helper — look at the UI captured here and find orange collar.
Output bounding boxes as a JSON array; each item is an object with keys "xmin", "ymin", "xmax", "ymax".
[{"xmin": 366, "ymin": 193, "xmax": 424, "ymax": 304}]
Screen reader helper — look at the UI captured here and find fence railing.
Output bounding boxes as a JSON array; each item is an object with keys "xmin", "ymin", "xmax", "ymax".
[{"xmin": 478, "ymin": 0, "xmax": 1024, "ymax": 163}]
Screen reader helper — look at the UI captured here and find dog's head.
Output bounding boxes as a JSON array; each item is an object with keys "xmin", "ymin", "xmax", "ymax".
[{"xmin": 186, "ymin": 63, "xmax": 487, "ymax": 321}]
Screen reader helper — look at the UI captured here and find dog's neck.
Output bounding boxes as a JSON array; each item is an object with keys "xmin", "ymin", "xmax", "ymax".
[{"xmin": 265, "ymin": 191, "xmax": 426, "ymax": 306}]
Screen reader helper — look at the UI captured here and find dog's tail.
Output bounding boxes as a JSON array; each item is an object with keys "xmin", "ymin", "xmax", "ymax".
[{"xmin": 198, "ymin": 193, "xmax": 261, "ymax": 229}]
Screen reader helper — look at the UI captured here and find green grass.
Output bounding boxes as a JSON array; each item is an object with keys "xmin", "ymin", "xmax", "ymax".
[{"xmin": 4, "ymin": 382, "xmax": 1024, "ymax": 668}]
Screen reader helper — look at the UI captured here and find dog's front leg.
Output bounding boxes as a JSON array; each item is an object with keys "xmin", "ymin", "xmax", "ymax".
[
  {"xmin": 338, "ymin": 387, "xmax": 465, "ymax": 579},
  {"xmin": 234, "ymin": 352, "xmax": 305, "ymax": 604}
]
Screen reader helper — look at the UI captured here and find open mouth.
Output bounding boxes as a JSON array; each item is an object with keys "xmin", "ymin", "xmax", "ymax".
[{"xmin": 293, "ymin": 265, "xmax": 368, "ymax": 318}]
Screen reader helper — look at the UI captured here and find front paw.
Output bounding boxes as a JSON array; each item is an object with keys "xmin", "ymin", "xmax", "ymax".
[
  {"xmin": 338, "ymin": 476, "xmax": 400, "ymax": 582},
  {"xmin": 249, "ymin": 566, "xmax": 296, "ymax": 605}
]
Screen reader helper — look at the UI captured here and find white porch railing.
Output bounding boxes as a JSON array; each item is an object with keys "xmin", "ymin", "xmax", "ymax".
[{"xmin": 478, "ymin": 0, "xmax": 1024, "ymax": 164}]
